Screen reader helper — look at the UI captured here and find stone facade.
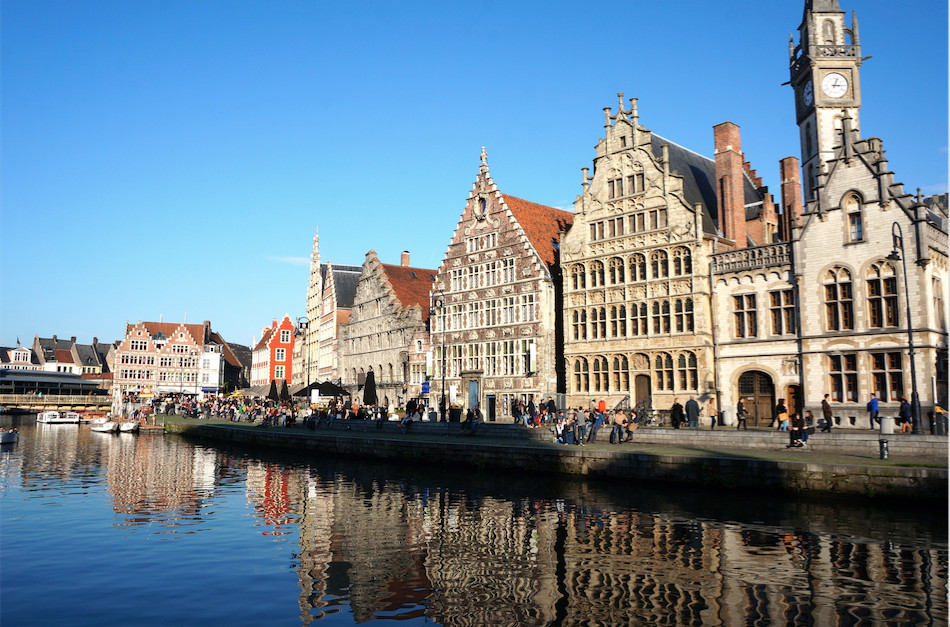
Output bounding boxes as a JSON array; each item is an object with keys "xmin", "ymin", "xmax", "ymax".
[
  {"xmin": 431, "ymin": 149, "xmax": 573, "ymax": 422},
  {"xmin": 560, "ymin": 96, "xmax": 777, "ymax": 416},
  {"xmin": 711, "ymin": 0, "xmax": 949, "ymax": 428},
  {"xmin": 317, "ymin": 261, "xmax": 361, "ymax": 384},
  {"xmin": 340, "ymin": 250, "xmax": 435, "ymax": 407}
]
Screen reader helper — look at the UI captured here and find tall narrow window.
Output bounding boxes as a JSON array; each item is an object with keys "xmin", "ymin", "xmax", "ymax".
[
  {"xmin": 824, "ymin": 268, "xmax": 854, "ymax": 331},
  {"xmin": 871, "ymin": 352, "xmax": 904, "ymax": 402},
  {"xmin": 590, "ymin": 261, "xmax": 605, "ymax": 287},
  {"xmin": 867, "ymin": 263, "xmax": 899, "ymax": 328},
  {"xmin": 734, "ymin": 294, "xmax": 757, "ymax": 338},
  {"xmin": 592, "ymin": 356, "xmax": 608, "ymax": 392},
  {"xmin": 769, "ymin": 289, "xmax": 796, "ymax": 335},
  {"xmin": 574, "ymin": 358, "xmax": 589, "ymax": 393},
  {"xmin": 655, "ymin": 353, "xmax": 674, "ymax": 391},
  {"xmin": 829, "ymin": 354, "xmax": 858, "ymax": 402},
  {"xmin": 672, "ymin": 247, "xmax": 692, "ymax": 276},
  {"xmin": 629, "ymin": 254, "xmax": 647, "ymax": 282},
  {"xmin": 612, "ymin": 355, "xmax": 629, "ymax": 392},
  {"xmin": 651, "ymin": 250, "xmax": 669, "ymax": 279},
  {"xmin": 674, "ymin": 298, "xmax": 694, "ymax": 332},
  {"xmin": 632, "ymin": 303, "xmax": 648, "ymax": 336},
  {"xmin": 608, "ymin": 258, "xmax": 625, "ymax": 284}
]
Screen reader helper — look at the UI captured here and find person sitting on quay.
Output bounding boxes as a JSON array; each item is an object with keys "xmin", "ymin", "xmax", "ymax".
[
  {"xmin": 610, "ymin": 410, "xmax": 627, "ymax": 444},
  {"xmin": 624, "ymin": 410, "xmax": 639, "ymax": 441},
  {"xmin": 787, "ymin": 412, "xmax": 805, "ymax": 448}
]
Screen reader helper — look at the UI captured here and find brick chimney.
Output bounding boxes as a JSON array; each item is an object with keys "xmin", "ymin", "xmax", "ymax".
[
  {"xmin": 70, "ymin": 336, "xmax": 76, "ymax": 344},
  {"xmin": 401, "ymin": 251, "xmax": 410, "ymax": 267},
  {"xmin": 272, "ymin": 319, "xmax": 278, "ymax": 329},
  {"xmin": 779, "ymin": 156, "xmax": 803, "ymax": 241},
  {"xmin": 52, "ymin": 335, "xmax": 57, "ymax": 342},
  {"xmin": 714, "ymin": 122, "xmax": 747, "ymax": 249}
]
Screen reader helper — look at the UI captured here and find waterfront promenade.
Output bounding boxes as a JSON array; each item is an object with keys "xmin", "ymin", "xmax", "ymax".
[{"xmin": 162, "ymin": 416, "xmax": 948, "ymax": 501}]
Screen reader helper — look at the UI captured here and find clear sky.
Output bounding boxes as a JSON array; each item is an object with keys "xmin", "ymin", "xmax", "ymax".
[{"xmin": 2, "ymin": 0, "xmax": 947, "ymax": 350}]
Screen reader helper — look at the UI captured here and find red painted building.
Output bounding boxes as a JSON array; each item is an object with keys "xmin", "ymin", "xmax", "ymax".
[{"xmin": 251, "ymin": 314, "xmax": 296, "ymax": 386}]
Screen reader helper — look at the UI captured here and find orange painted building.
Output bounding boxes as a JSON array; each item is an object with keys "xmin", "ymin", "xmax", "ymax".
[{"xmin": 251, "ymin": 314, "xmax": 296, "ymax": 386}]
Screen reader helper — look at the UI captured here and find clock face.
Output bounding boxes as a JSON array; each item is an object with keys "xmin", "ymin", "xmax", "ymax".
[
  {"xmin": 802, "ymin": 81, "xmax": 814, "ymax": 106},
  {"xmin": 821, "ymin": 72, "xmax": 849, "ymax": 98}
]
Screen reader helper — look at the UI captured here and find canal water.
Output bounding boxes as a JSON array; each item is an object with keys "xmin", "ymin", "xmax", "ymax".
[{"xmin": 1, "ymin": 417, "xmax": 946, "ymax": 626}]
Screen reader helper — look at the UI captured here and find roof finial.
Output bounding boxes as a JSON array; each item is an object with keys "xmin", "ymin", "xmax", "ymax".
[
  {"xmin": 480, "ymin": 146, "xmax": 487, "ymax": 165},
  {"xmin": 603, "ymin": 106, "xmax": 612, "ymax": 131},
  {"xmin": 617, "ymin": 92, "xmax": 625, "ymax": 115}
]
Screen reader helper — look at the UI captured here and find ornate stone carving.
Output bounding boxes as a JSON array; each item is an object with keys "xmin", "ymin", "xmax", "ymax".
[
  {"xmin": 632, "ymin": 285, "xmax": 647, "ymax": 300},
  {"xmin": 632, "ymin": 353, "xmax": 649, "ymax": 370},
  {"xmin": 671, "ymin": 280, "xmax": 691, "ymax": 294},
  {"xmin": 651, "ymin": 283, "xmax": 669, "ymax": 297}
]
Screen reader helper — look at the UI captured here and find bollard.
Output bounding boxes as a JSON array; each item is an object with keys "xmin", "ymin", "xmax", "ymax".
[{"xmin": 879, "ymin": 439, "xmax": 889, "ymax": 460}]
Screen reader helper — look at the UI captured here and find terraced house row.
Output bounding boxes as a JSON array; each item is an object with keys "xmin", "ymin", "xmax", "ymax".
[{"xmin": 296, "ymin": 0, "xmax": 947, "ymax": 427}]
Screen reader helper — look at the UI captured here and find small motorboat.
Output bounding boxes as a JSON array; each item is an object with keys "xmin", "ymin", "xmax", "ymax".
[
  {"xmin": 119, "ymin": 421, "xmax": 139, "ymax": 433},
  {"xmin": 90, "ymin": 418, "xmax": 120, "ymax": 433},
  {"xmin": 37, "ymin": 411, "xmax": 80, "ymax": 424},
  {"xmin": 0, "ymin": 429, "xmax": 18, "ymax": 444}
]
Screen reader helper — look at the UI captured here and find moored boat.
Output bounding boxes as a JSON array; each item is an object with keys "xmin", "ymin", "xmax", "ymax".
[
  {"xmin": 119, "ymin": 421, "xmax": 139, "ymax": 433},
  {"xmin": 0, "ymin": 429, "xmax": 18, "ymax": 444},
  {"xmin": 37, "ymin": 411, "xmax": 81, "ymax": 424},
  {"xmin": 89, "ymin": 418, "xmax": 120, "ymax": 433}
]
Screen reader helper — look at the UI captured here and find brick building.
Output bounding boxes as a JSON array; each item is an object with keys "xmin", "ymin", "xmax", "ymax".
[{"xmin": 431, "ymin": 148, "xmax": 573, "ymax": 421}]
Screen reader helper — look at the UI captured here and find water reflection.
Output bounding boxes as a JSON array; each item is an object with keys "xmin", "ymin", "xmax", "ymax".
[{"xmin": 2, "ymin": 418, "xmax": 946, "ymax": 626}]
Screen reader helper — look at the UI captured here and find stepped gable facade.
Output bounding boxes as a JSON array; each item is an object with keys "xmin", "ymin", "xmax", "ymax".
[
  {"xmin": 251, "ymin": 315, "xmax": 295, "ymax": 387},
  {"xmin": 560, "ymin": 94, "xmax": 777, "ymax": 413},
  {"xmin": 431, "ymin": 148, "xmax": 573, "ymax": 421},
  {"xmin": 340, "ymin": 250, "xmax": 435, "ymax": 407},
  {"xmin": 711, "ymin": 0, "xmax": 948, "ymax": 427}
]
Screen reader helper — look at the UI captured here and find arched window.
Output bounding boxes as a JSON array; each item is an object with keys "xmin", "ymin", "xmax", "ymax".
[
  {"xmin": 590, "ymin": 261, "xmax": 605, "ymax": 287},
  {"xmin": 618, "ymin": 305, "xmax": 627, "ymax": 337},
  {"xmin": 824, "ymin": 267, "xmax": 854, "ymax": 331},
  {"xmin": 651, "ymin": 250, "xmax": 669, "ymax": 279},
  {"xmin": 677, "ymin": 352, "xmax": 699, "ymax": 390},
  {"xmin": 629, "ymin": 254, "xmax": 647, "ymax": 282},
  {"xmin": 867, "ymin": 262, "xmax": 898, "ymax": 328},
  {"xmin": 672, "ymin": 247, "xmax": 692, "ymax": 276},
  {"xmin": 612, "ymin": 355, "xmax": 629, "ymax": 392},
  {"xmin": 843, "ymin": 193, "xmax": 864, "ymax": 242},
  {"xmin": 590, "ymin": 307, "xmax": 607, "ymax": 339},
  {"xmin": 592, "ymin": 356, "xmax": 608, "ymax": 392},
  {"xmin": 655, "ymin": 353, "xmax": 674, "ymax": 391},
  {"xmin": 574, "ymin": 358, "xmax": 589, "ymax": 393},
  {"xmin": 822, "ymin": 19, "xmax": 835, "ymax": 44},
  {"xmin": 608, "ymin": 258, "xmax": 625, "ymax": 284},
  {"xmin": 571, "ymin": 264, "xmax": 586, "ymax": 291}
]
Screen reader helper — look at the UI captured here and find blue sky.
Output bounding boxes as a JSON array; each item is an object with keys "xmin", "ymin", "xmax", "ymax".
[{"xmin": 2, "ymin": 0, "xmax": 947, "ymax": 349}]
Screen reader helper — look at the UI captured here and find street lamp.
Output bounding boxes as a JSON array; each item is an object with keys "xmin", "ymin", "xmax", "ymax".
[
  {"xmin": 886, "ymin": 221, "xmax": 922, "ymax": 434},
  {"xmin": 431, "ymin": 290, "xmax": 447, "ymax": 422}
]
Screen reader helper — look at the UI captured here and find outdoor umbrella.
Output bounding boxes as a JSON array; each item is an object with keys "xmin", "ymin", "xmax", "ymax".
[
  {"xmin": 363, "ymin": 370, "xmax": 377, "ymax": 406},
  {"xmin": 279, "ymin": 380, "xmax": 291, "ymax": 402},
  {"xmin": 318, "ymin": 380, "xmax": 348, "ymax": 397},
  {"xmin": 267, "ymin": 380, "xmax": 279, "ymax": 402}
]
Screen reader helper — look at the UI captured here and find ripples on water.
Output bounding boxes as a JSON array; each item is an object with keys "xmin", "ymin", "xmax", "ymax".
[{"xmin": 1, "ymin": 417, "xmax": 946, "ymax": 626}]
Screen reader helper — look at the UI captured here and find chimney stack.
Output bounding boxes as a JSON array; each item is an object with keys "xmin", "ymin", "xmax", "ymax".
[
  {"xmin": 714, "ymin": 121, "xmax": 747, "ymax": 248},
  {"xmin": 52, "ymin": 335, "xmax": 57, "ymax": 343},
  {"xmin": 779, "ymin": 156, "xmax": 804, "ymax": 240},
  {"xmin": 70, "ymin": 336, "xmax": 76, "ymax": 344},
  {"xmin": 401, "ymin": 251, "xmax": 410, "ymax": 267}
]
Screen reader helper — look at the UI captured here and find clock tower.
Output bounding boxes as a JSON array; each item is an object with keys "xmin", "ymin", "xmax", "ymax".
[{"xmin": 789, "ymin": 0, "xmax": 863, "ymax": 201}]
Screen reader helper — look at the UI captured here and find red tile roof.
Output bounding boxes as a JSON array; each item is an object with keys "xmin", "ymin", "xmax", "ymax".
[
  {"xmin": 502, "ymin": 194, "xmax": 574, "ymax": 268},
  {"xmin": 54, "ymin": 349, "xmax": 74, "ymax": 363},
  {"xmin": 253, "ymin": 327, "xmax": 275, "ymax": 352},
  {"xmin": 380, "ymin": 264, "xmax": 437, "ymax": 321}
]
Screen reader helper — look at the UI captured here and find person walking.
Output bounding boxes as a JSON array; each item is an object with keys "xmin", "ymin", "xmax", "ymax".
[
  {"xmin": 736, "ymin": 398, "xmax": 748, "ymax": 430},
  {"xmin": 820, "ymin": 394, "xmax": 833, "ymax": 432},
  {"xmin": 707, "ymin": 398, "xmax": 718, "ymax": 430},
  {"xmin": 775, "ymin": 398, "xmax": 789, "ymax": 431},
  {"xmin": 867, "ymin": 393, "xmax": 880, "ymax": 430},
  {"xmin": 685, "ymin": 396, "xmax": 700, "ymax": 430},
  {"xmin": 898, "ymin": 396, "xmax": 912, "ymax": 433},
  {"xmin": 670, "ymin": 398, "xmax": 684, "ymax": 429}
]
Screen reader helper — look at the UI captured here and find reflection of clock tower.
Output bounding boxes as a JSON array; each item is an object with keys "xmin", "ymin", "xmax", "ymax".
[{"xmin": 789, "ymin": 0, "xmax": 863, "ymax": 201}]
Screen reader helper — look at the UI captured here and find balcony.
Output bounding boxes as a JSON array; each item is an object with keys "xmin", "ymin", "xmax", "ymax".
[{"xmin": 712, "ymin": 243, "xmax": 791, "ymax": 275}]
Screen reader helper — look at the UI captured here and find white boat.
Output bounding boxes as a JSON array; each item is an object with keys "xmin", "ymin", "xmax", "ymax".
[
  {"xmin": 37, "ymin": 411, "xmax": 80, "ymax": 424},
  {"xmin": 0, "ymin": 430, "xmax": 18, "ymax": 444},
  {"xmin": 119, "ymin": 421, "xmax": 139, "ymax": 433},
  {"xmin": 90, "ymin": 419, "xmax": 120, "ymax": 433}
]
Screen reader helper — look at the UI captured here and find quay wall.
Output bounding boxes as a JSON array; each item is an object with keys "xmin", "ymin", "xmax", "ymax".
[{"xmin": 165, "ymin": 422, "xmax": 948, "ymax": 502}]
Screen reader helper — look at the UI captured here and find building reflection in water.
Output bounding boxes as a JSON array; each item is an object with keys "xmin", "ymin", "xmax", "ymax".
[
  {"xmin": 238, "ymin": 456, "xmax": 947, "ymax": 626},
  {"xmin": 12, "ymin": 423, "xmax": 944, "ymax": 626}
]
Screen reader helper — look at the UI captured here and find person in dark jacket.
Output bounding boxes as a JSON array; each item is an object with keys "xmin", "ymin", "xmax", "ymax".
[
  {"xmin": 736, "ymin": 398, "xmax": 748, "ymax": 430},
  {"xmin": 820, "ymin": 394, "xmax": 833, "ymax": 432},
  {"xmin": 898, "ymin": 396, "xmax": 912, "ymax": 433},
  {"xmin": 685, "ymin": 396, "xmax": 700, "ymax": 430},
  {"xmin": 670, "ymin": 398, "xmax": 684, "ymax": 429}
]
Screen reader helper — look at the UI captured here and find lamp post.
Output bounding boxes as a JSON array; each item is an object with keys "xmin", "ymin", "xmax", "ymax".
[
  {"xmin": 886, "ymin": 222, "xmax": 922, "ymax": 434},
  {"xmin": 431, "ymin": 290, "xmax": 447, "ymax": 422}
]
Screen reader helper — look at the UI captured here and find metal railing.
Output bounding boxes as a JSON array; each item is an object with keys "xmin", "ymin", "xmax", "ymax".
[
  {"xmin": 0, "ymin": 394, "xmax": 111, "ymax": 410},
  {"xmin": 711, "ymin": 242, "xmax": 790, "ymax": 274}
]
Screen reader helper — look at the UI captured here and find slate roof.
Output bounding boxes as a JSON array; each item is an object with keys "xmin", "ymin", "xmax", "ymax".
[
  {"xmin": 502, "ymin": 194, "xmax": 574, "ymax": 269},
  {"xmin": 650, "ymin": 133, "xmax": 764, "ymax": 236},
  {"xmin": 379, "ymin": 263, "xmax": 437, "ymax": 322},
  {"xmin": 74, "ymin": 344, "xmax": 102, "ymax": 368},
  {"xmin": 323, "ymin": 263, "xmax": 362, "ymax": 309}
]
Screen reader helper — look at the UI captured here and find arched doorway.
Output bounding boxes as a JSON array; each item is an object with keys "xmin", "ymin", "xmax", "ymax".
[
  {"xmin": 634, "ymin": 374, "xmax": 651, "ymax": 406},
  {"xmin": 738, "ymin": 370, "xmax": 775, "ymax": 428}
]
